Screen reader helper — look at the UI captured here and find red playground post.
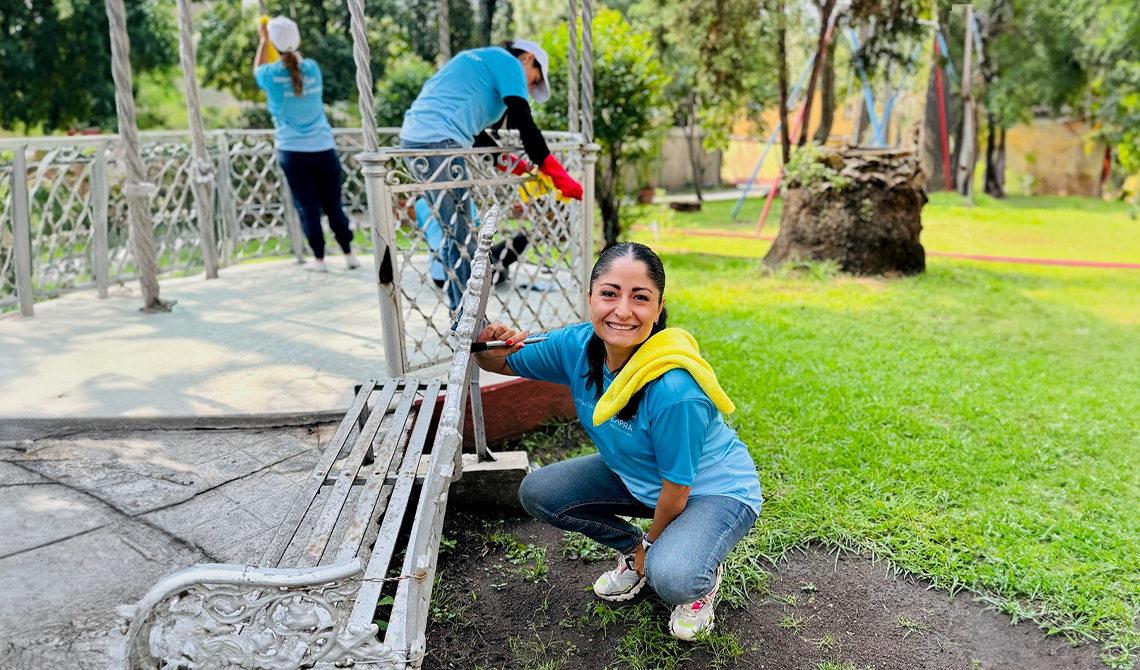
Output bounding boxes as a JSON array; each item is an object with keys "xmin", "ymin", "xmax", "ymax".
[{"xmin": 934, "ymin": 39, "xmax": 953, "ymax": 191}]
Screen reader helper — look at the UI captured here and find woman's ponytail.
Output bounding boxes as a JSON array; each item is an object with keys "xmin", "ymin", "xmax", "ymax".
[{"xmin": 280, "ymin": 51, "xmax": 304, "ymax": 97}]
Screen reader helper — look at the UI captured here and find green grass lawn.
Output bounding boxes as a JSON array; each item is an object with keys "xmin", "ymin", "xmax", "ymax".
[
  {"xmin": 625, "ymin": 193, "xmax": 1139, "ymax": 264},
  {"xmin": 661, "ymin": 254, "xmax": 1140, "ymax": 665}
]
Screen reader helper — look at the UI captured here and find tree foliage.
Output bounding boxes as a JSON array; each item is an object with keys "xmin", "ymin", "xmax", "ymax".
[
  {"xmin": 629, "ymin": 0, "xmax": 778, "ymax": 151},
  {"xmin": 533, "ymin": 9, "xmax": 669, "ymax": 247},
  {"xmin": 198, "ymin": 0, "xmax": 397, "ymax": 105},
  {"xmin": 373, "ymin": 53, "xmax": 436, "ymax": 128},
  {"xmin": 0, "ymin": 0, "xmax": 175, "ymax": 131}
]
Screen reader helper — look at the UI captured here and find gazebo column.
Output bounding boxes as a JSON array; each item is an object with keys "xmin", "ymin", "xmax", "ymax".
[
  {"xmin": 175, "ymin": 0, "xmax": 220, "ymax": 279},
  {"xmin": 105, "ymin": 0, "xmax": 171, "ymax": 311}
]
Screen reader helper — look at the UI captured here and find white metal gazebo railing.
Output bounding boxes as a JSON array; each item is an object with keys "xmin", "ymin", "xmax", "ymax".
[
  {"xmin": 360, "ymin": 136, "xmax": 597, "ymax": 374},
  {"xmin": 0, "ymin": 128, "xmax": 402, "ymax": 314},
  {"xmin": 0, "ymin": 131, "xmax": 596, "ymax": 363}
]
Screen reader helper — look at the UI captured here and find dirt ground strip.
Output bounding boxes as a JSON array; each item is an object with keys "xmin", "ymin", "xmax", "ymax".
[{"xmin": 422, "ymin": 511, "xmax": 1105, "ymax": 670}]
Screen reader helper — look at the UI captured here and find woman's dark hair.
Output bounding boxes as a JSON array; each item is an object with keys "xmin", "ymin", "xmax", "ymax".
[
  {"xmin": 280, "ymin": 51, "xmax": 304, "ymax": 97},
  {"xmin": 584, "ymin": 242, "xmax": 668, "ymax": 422},
  {"xmin": 500, "ymin": 40, "xmax": 528, "ymax": 58}
]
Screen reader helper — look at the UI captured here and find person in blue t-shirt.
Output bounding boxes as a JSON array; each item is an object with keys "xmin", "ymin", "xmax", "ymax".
[
  {"xmin": 473, "ymin": 243, "xmax": 763, "ymax": 641},
  {"xmin": 255, "ymin": 16, "xmax": 358, "ymax": 273},
  {"xmin": 400, "ymin": 39, "xmax": 583, "ymax": 310}
]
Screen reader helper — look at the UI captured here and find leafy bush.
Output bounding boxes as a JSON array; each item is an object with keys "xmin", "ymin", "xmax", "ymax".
[
  {"xmin": 374, "ymin": 54, "xmax": 436, "ymax": 129},
  {"xmin": 239, "ymin": 106, "xmax": 274, "ymax": 130},
  {"xmin": 533, "ymin": 9, "xmax": 669, "ymax": 246}
]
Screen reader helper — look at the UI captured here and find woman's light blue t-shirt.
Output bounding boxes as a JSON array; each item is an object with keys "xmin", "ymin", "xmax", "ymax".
[
  {"xmin": 507, "ymin": 323, "xmax": 763, "ymax": 514},
  {"xmin": 400, "ymin": 47, "xmax": 530, "ymax": 146},
  {"xmin": 255, "ymin": 59, "xmax": 335, "ymax": 152}
]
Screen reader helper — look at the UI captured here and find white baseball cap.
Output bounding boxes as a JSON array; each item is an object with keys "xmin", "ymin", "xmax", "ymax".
[
  {"xmin": 509, "ymin": 38, "xmax": 550, "ymax": 103},
  {"xmin": 267, "ymin": 16, "xmax": 301, "ymax": 53}
]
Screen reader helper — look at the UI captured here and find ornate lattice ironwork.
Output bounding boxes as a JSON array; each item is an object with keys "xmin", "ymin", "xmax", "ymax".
[
  {"xmin": 0, "ymin": 161, "xmax": 15, "ymax": 311},
  {"xmin": 367, "ymin": 136, "xmax": 594, "ymax": 371},
  {"xmin": 0, "ymin": 130, "xmax": 596, "ymax": 335}
]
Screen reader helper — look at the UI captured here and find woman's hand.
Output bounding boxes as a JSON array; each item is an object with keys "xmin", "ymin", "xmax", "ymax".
[
  {"xmin": 633, "ymin": 544, "xmax": 647, "ymax": 577},
  {"xmin": 475, "ymin": 322, "xmax": 527, "ymax": 359},
  {"xmin": 257, "ymin": 20, "xmax": 269, "ymax": 41}
]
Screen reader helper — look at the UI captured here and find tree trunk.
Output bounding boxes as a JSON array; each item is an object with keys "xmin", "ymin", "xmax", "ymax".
[
  {"xmin": 851, "ymin": 23, "xmax": 872, "ymax": 145},
  {"xmin": 813, "ymin": 43, "xmax": 836, "ymax": 144},
  {"xmin": 482, "ymin": 0, "xmax": 498, "ymax": 45},
  {"xmin": 598, "ymin": 145, "xmax": 622, "ymax": 248},
  {"xmin": 983, "ymin": 112, "xmax": 1004, "ymax": 198},
  {"xmin": 797, "ymin": 0, "xmax": 837, "ymax": 146},
  {"xmin": 996, "ymin": 127, "xmax": 1006, "ymax": 195},
  {"xmin": 764, "ymin": 147, "xmax": 926, "ymax": 275},
  {"xmin": 920, "ymin": 63, "xmax": 947, "ymax": 190},
  {"xmin": 685, "ymin": 90, "xmax": 704, "ymax": 202},
  {"xmin": 777, "ymin": 0, "xmax": 791, "ymax": 163}
]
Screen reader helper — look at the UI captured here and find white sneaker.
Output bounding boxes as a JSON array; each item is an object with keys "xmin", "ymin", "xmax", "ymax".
[
  {"xmin": 668, "ymin": 563, "xmax": 723, "ymax": 641},
  {"xmin": 344, "ymin": 253, "xmax": 361, "ymax": 269},
  {"xmin": 303, "ymin": 259, "xmax": 328, "ymax": 273},
  {"xmin": 592, "ymin": 553, "xmax": 646, "ymax": 602}
]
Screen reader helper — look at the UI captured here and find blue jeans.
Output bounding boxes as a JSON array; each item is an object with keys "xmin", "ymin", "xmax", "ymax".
[
  {"xmin": 399, "ymin": 138, "xmax": 473, "ymax": 311},
  {"xmin": 278, "ymin": 149, "xmax": 353, "ymax": 259},
  {"xmin": 519, "ymin": 453, "xmax": 759, "ymax": 606}
]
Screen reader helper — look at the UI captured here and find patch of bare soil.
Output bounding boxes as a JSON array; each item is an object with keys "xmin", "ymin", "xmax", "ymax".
[{"xmin": 424, "ymin": 511, "xmax": 1105, "ymax": 670}]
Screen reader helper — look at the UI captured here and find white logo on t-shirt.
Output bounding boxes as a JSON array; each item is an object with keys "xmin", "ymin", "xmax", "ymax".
[{"xmin": 575, "ymin": 397, "xmax": 634, "ymax": 436}]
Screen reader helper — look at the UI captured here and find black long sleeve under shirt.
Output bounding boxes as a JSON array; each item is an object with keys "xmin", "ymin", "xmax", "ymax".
[{"xmin": 473, "ymin": 95, "xmax": 550, "ymax": 166}]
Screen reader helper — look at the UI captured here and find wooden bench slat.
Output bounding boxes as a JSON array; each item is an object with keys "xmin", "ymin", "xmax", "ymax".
[
  {"xmin": 335, "ymin": 379, "xmax": 443, "ymax": 567},
  {"xmin": 260, "ymin": 379, "xmax": 379, "ymax": 567},
  {"xmin": 296, "ymin": 379, "xmax": 409, "ymax": 568}
]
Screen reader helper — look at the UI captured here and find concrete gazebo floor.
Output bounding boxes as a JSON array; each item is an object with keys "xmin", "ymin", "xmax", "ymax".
[{"xmin": 0, "ymin": 255, "xmax": 572, "ymax": 431}]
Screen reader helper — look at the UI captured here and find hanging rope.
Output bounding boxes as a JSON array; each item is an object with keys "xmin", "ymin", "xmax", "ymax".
[
  {"xmin": 580, "ymin": 0, "xmax": 594, "ymax": 144},
  {"xmin": 346, "ymin": 0, "xmax": 380, "ymax": 153},
  {"xmin": 105, "ymin": 0, "xmax": 170, "ymax": 312},
  {"xmin": 175, "ymin": 0, "xmax": 219, "ymax": 279},
  {"xmin": 567, "ymin": 0, "xmax": 580, "ymax": 135}
]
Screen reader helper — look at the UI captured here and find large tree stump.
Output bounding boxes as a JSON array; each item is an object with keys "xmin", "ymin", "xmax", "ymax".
[{"xmin": 764, "ymin": 146, "xmax": 927, "ymax": 275}]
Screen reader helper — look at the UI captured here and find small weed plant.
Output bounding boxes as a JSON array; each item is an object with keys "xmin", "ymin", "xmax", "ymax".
[
  {"xmin": 561, "ymin": 531, "xmax": 613, "ymax": 562},
  {"xmin": 783, "ymin": 142, "xmax": 852, "ymax": 191}
]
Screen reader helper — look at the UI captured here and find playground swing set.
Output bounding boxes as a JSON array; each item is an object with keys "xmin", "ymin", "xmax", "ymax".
[{"xmin": 728, "ymin": 12, "xmax": 983, "ymax": 236}]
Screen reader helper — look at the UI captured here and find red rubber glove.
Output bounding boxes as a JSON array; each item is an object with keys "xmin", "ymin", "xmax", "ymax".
[
  {"xmin": 495, "ymin": 153, "xmax": 531, "ymax": 176},
  {"xmin": 539, "ymin": 155, "xmax": 584, "ymax": 200}
]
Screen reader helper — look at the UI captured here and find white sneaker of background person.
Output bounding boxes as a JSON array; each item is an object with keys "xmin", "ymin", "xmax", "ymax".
[
  {"xmin": 668, "ymin": 563, "xmax": 723, "ymax": 641},
  {"xmin": 303, "ymin": 258, "xmax": 328, "ymax": 272},
  {"xmin": 344, "ymin": 253, "xmax": 360, "ymax": 269},
  {"xmin": 592, "ymin": 552, "xmax": 646, "ymax": 602}
]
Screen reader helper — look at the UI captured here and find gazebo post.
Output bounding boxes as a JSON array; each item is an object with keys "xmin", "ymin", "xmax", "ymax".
[
  {"xmin": 567, "ymin": 0, "xmax": 580, "ymax": 134},
  {"xmin": 105, "ymin": 0, "xmax": 171, "ymax": 312},
  {"xmin": 175, "ymin": 0, "xmax": 220, "ymax": 279},
  {"xmin": 344, "ymin": 0, "xmax": 409, "ymax": 377},
  {"xmin": 579, "ymin": 0, "xmax": 595, "ymax": 144}
]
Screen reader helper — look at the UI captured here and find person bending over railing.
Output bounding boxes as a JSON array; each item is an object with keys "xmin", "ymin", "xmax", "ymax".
[{"xmin": 399, "ymin": 38, "xmax": 583, "ymax": 311}]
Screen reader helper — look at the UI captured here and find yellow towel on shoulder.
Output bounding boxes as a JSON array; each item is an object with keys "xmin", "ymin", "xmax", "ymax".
[{"xmin": 592, "ymin": 328, "xmax": 735, "ymax": 426}]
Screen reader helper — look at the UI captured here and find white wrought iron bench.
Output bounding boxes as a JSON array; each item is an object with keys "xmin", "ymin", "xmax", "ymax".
[{"xmin": 119, "ymin": 208, "xmax": 503, "ymax": 670}]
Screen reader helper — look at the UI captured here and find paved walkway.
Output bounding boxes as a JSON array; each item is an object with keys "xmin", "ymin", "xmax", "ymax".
[
  {"xmin": 1, "ymin": 257, "xmax": 387, "ymax": 420},
  {"xmin": 0, "ymin": 424, "xmax": 326, "ymax": 669},
  {"xmin": 0, "ymin": 255, "xmax": 533, "ymax": 427}
]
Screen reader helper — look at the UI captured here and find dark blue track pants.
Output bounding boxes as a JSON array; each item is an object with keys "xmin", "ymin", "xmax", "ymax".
[{"xmin": 278, "ymin": 149, "xmax": 353, "ymax": 259}]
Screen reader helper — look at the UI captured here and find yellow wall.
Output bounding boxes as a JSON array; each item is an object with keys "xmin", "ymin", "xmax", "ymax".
[
  {"xmin": 1002, "ymin": 119, "xmax": 1104, "ymax": 197},
  {"xmin": 720, "ymin": 93, "xmax": 1107, "ymax": 198},
  {"xmin": 721, "ymin": 89, "xmax": 925, "ymax": 186}
]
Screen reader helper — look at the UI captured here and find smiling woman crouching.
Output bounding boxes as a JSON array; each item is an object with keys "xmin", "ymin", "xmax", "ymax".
[{"xmin": 473, "ymin": 242, "xmax": 763, "ymax": 640}]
